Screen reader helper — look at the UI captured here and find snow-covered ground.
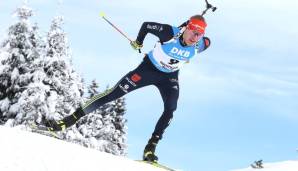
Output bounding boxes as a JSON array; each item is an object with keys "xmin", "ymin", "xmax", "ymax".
[
  {"xmin": 1, "ymin": 125, "xmax": 297, "ymax": 171},
  {"xmin": 0, "ymin": 126, "xmax": 171, "ymax": 171}
]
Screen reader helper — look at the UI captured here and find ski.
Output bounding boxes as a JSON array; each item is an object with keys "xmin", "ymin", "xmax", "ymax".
[
  {"xmin": 136, "ymin": 160, "xmax": 176, "ymax": 171},
  {"xmin": 29, "ymin": 123, "xmax": 61, "ymax": 139}
]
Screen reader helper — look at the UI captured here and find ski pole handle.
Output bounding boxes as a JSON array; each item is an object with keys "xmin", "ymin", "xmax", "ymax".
[{"xmin": 201, "ymin": 0, "xmax": 217, "ymax": 16}]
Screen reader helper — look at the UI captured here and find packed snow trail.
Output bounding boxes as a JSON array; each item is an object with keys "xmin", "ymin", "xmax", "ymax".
[{"xmin": 0, "ymin": 126, "xmax": 168, "ymax": 171}]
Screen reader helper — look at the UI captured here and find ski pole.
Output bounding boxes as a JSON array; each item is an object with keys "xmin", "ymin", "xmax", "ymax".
[
  {"xmin": 201, "ymin": 0, "xmax": 217, "ymax": 16},
  {"xmin": 99, "ymin": 12, "xmax": 141, "ymax": 53},
  {"xmin": 99, "ymin": 12, "xmax": 132, "ymax": 42}
]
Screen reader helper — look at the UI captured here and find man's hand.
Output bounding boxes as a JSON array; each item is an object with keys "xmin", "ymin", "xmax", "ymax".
[{"xmin": 130, "ymin": 40, "xmax": 143, "ymax": 50}]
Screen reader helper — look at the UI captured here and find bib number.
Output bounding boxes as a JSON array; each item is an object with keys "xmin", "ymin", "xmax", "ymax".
[{"xmin": 169, "ymin": 59, "xmax": 179, "ymax": 65}]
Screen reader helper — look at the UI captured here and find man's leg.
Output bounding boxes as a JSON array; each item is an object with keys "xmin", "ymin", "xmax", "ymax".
[
  {"xmin": 143, "ymin": 74, "xmax": 179, "ymax": 162},
  {"xmin": 46, "ymin": 68, "xmax": 149, "ymax": 131},
  {"xmin": 82, "ymin": 71, "xmax": 144, "ymax": 114}
]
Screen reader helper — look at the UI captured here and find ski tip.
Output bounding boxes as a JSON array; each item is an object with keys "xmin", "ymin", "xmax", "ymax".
[{"xmin": 99, "ymin": 12, "xmax": 105, "ymax": 17}]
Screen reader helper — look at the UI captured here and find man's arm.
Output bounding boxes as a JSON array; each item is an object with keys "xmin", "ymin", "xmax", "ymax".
[{"xmin": 135, "ymin": 22, "xmax": 174, "ymax": 44}]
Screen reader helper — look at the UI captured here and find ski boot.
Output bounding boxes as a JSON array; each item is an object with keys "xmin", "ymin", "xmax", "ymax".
[
  {"xmin": 45, "ymin": 107, "xmax": 85, "ymax": 131},
  {"xmin": 143, "ymin": 135, "xmax": 160, "ymax": 162}
]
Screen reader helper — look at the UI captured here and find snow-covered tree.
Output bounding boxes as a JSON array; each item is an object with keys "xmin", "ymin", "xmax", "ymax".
[
  {"xmin": 0, "ymin": 5, "xmax": 83, "ymax": 129},
  {"xmin": 43, "ymin": 15, "xmax": 84, "ymax": 121},
  {"xmin": 110, "ymin": 97, "xmax": 127, "ymax": 155},
  {"xmin": 0, "ymin": 4, "xmax": 127, "ymax": 157},
  {"xmin": 0, "ymin": 5, "xmax": 50, "ymax": 126},
  {"xmin": 88, "ymin": 80, "xmax": 99, "ymax": 98}
]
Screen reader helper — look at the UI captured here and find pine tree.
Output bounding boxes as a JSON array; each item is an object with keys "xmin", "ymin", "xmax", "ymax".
[
  {"xmin": 110, "ymin": 97, "xmax": 127, "ymax": 155},
  {"xmin": 0, "ymin": 4, "xmax": 127, "ymax": 156},
  {"xmin": 43, "ymin": 15, "xmax": 84, "ymax": 121},
  {"xmin": 88, "ymin": 80, "xmax": 99, "ymax": 98},
  {"xmin": 0, "ymin": 5, "xmax": 49, "ymax": 126},
  {"xmin": 0, "ymin": 4, "xmax": 83, "ymax": 130},
  {"xmin": 39, "ymin": 15, "xmax": 88, "ymax": 142}
]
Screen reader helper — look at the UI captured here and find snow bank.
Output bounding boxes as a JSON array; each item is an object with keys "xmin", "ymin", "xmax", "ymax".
[{"xmin": 0, "ymin": 126, "xmax": 166, "ymax": 171}]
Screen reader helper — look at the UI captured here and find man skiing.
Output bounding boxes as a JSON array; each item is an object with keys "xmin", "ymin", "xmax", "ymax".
[{"xmin": 45, "ymin": 14, "xmax": 211, "ymax": 162}]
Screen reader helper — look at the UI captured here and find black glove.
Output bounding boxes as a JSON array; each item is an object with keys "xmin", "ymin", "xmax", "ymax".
[{"xmin": 130, "ymin": 40, "xmax": 143, "ymax": 51}]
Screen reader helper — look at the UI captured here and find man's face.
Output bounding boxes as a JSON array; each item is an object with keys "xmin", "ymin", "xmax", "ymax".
[{"xmin": 182, "ymin": 28, "xmax": 204, "ymax": 46}]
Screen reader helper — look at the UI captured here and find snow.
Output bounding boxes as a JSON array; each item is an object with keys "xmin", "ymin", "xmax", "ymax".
[
  {"xmin": 0, "ymin": 126, "xmax": 169, "ymax": 171},
  {"xmin": 0, "ymin": 97, "xmax": 10, "ymax": 112},
  {"xmin": 232, "ymin": 160, "xmax": 298, "ymax": 171},
  {"xmin": 1, "ymin": 125, "xmax": 297, "ymax": 171},
  {"xmin": 0, "ymin": 50, "xmax": 10, "ymax": 61}
]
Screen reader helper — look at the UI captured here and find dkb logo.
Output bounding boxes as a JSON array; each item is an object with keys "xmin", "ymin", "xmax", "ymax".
[{"xmin": 170, "ymin": 47, "xmax": 190, "ymax": 57}]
